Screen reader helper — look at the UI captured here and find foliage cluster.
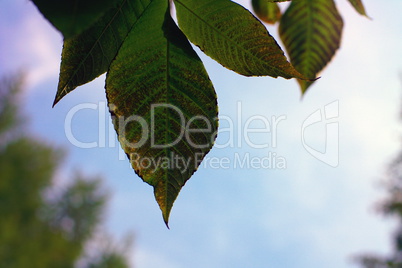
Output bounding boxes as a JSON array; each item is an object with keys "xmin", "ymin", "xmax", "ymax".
[
  {"xmin": 31, "ymin": 0, "xmax": 367, "ymax": 225},
  {"xmin": 357, "ymin": 149, "xmax": 402, "ymax": 267},
  {"xmin": 0, "ymin": 76, "xmax": 130, "ymax": 268}
]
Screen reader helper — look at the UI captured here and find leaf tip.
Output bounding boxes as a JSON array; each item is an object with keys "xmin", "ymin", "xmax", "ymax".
[
  {"xmin": 164, "ymin": 219, "xmax": 170, "ymax": 229},
  {"xmin": 53, "ymin": 84, "xmax": 67, "ymax": 107},
  {"xmin": 297, "ymin": 79, "xmax": 315, "ymax": 94},
  {"xmin": 297, "ymin": 74, "xmax": 320, "ymax": 94},
  {"xmin": 358, "ymin": 10, "xmax": 371, "ymax": 19},
  {"xmin": 153, "ymin": 185, "xmax": 174, "ymax": 229},
  {"xmin": 311, "ymin": 76, "xmax": 321, "ymax": 82},
  {"xmin": 161, "ymin": 208, "xmax": 171, "ymax": 229},
  {"xmin": 52, "ymin": 89, "xmax": 66, "ymax": 107},
  {"xmin": 52, "ymin": 96, "xmax": 60, "ymax": 107}
]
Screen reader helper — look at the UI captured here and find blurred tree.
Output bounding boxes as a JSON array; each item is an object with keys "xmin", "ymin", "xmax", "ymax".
[
  {"xmin": 0, "ymin": 75, "xmax": 131, "ymax": 268},
  {"xmin": 356, "ymin": 136, "xmax": 402, "ymax": 267}
]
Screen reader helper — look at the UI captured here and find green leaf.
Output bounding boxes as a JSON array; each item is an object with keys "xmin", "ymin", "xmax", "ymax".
[
  {"xmin": 279, "ymin": 0, "xmax": 343, "ymax": 93},
  {"xmin": 347, "ymin": 0, "xmax": 368, "ymax": 17},
  {"xmin": 252, "ymin": 0, "xmax": 281, "ymax": 25},
  {"xmin": 53, "ymin": 0, "xmax": 153, "ymax": 106},
  {"xmin": 174, "ymin": 0, "xmax": 306, "ymax": 79},
  {"xmin": 32, "ymin": 0, "xmax": 120, "ymax": 39},
  {"xmin": 106, "ymin": 1, "xmax": 218, "ymax": 226}
]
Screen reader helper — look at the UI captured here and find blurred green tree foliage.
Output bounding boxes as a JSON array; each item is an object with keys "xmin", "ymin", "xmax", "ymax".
[
  {"xmin": 357, "ymin": 104, "xmax": 402, "ymax": 267},
  {"xmin": 0, "ymin": 75, "xmax": 131, "ymax": 268}
]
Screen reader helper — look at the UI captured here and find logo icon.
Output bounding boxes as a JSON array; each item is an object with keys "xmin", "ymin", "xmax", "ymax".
[{"xmin": 301, "ymin": 101, "xmax": 339, "ymax": 167}]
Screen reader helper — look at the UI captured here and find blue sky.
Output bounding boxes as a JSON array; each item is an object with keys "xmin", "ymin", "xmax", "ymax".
[{"xmin": 1, "ymin": 0, "xmax": 402, "ymax": 267}]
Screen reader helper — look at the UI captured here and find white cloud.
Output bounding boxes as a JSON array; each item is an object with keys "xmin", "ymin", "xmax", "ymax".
[
  {"xmin": 23, "ymin": 16, "xmax": 61, "ymax": 89},
  {"xmin": 0, "ymin": 1, "xmax": 61, "ymax": 90}
]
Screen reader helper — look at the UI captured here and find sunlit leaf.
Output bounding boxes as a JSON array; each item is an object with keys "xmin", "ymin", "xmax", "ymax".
[
  {"xmin": 347, "ymin": 0, "xmax": 368, "ymax": 17},
  {"xmin": 252, "ymin": 0, "xmax": 281, "ymax": 24},
  {"xmin": 32, "ymin": 0, "xmax": 120, "ymax": 39},
  {"xmin": 279, "ymin": 0, "xmax": 343, "ymax": 93},
  {"xmin": 174, "ymin": 0, "xmax": 306, "ymax": 79},
  {"xmin": 53, "ymin": 0, "xmax": 153, "ymax": 106},
  {"xmin": 106, "ymin": 1, "xmax": 218, "ymax": 226}
]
